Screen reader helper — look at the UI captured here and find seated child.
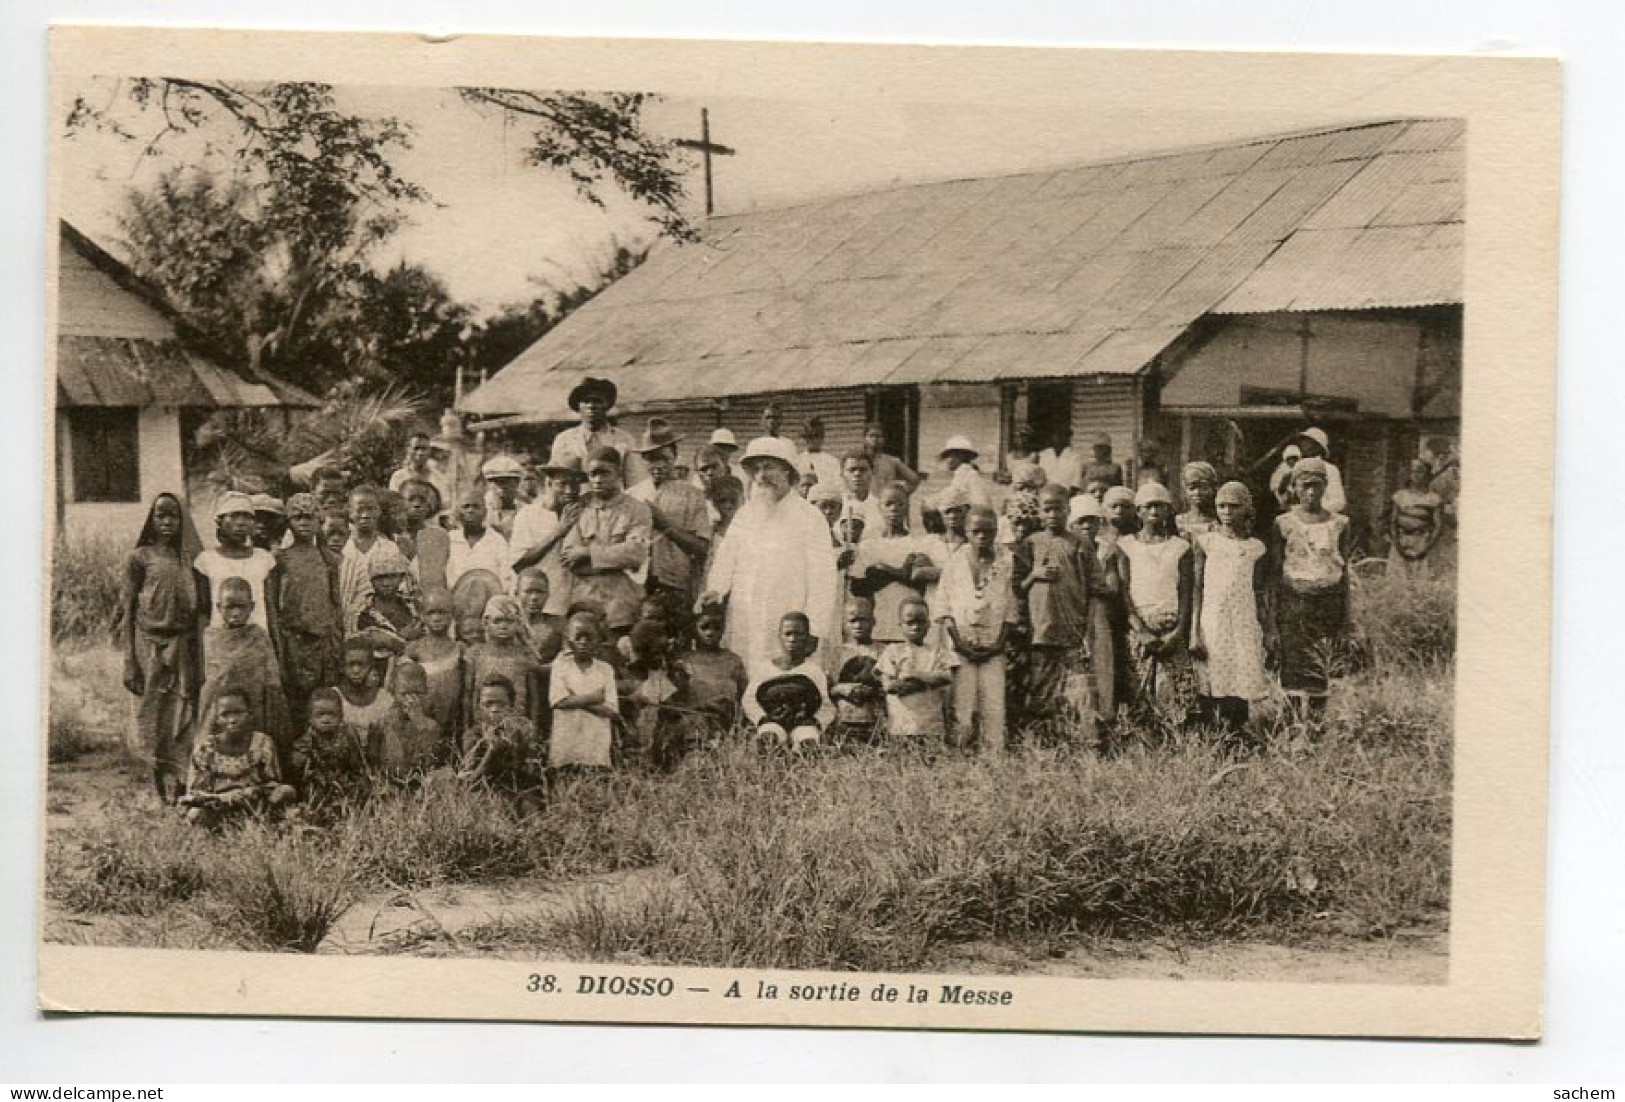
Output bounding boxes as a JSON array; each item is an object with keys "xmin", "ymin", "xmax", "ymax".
[
  {"xmin": 827, "ymin": 596, "xmax": 884, "ymax": 744},
  {"xmin": 876, "ymin": 596, "xmax": 958, "ymax": 743},
  {"xmin": 458, "ymin": 672, "xmax": 543, "ymax": 812},
  {"xmin": 404, "ymin": 588, "xmax": 466, "ymax": 750},
  {"xmin": 180, "ymin": 687, "xmax": 296, "ymax": 827},
  {"xmin": 548, "ymin": 612, "xmax": 619, "ymax": 769},
  {"xmin": 742, "ymin": 612, "xmax": 834, "ymax": 750},
  {"xmin": 287, "ymin": 686, "xmax": 373, "ymax": 812},
  {"xmin": 675, "ymin": 605, "xmax": 749, "ymax": 745},
  {"xmin": 516, "ymin": 567, "xmax": 564, "ymax": 665},
  {"xmin": 197, "ymin": 576, "xmax": 289, "ymax": 759},
  {"xmin": 376, "ymin": 660, "xmax": 445, "ymax": 777}
]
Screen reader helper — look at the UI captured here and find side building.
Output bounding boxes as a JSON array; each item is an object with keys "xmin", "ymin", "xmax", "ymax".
[
  {"xmin": 461, "ymin": 119, "xmax": 1462, "ymax": 539},
  {"xmin": 52, "ymin": 221, "xmax": 317, "ymax": 541}
]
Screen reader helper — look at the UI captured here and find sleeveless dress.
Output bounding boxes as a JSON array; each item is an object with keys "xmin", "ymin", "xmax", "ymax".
[{"xmin": 1194, "ymin": 533, "xmax": 1269, "ymax": 700}]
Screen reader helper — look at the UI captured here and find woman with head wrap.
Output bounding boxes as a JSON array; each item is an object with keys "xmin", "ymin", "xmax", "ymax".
[
  {"xmin": 1177, "ymin": 462, "xmax": 1221, "ymax": 541},
  {"xmin": 122, "ymin": 492, "xmax": 205, "ymax": 802},
  {"xmin": 1189, "ymin": 481, "xmax": 1271, "ymax": 736},
  {"xmin": 1270, "ymin": 458, "xmax": 1353, "ymax": 721}
]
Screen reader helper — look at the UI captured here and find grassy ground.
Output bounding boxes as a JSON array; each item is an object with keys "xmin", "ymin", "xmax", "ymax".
[{"xmin": 42, "ymin": 559, "xmax": 1454, "ymax": 976}]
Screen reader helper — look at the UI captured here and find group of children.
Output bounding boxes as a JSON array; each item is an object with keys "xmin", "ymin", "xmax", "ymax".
[{"xmin": 118, "ymin": 427, "xmax": 1359, "ymax": 827}]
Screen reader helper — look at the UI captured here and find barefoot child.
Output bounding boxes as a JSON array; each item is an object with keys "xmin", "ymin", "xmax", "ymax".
[
  {"xmin": 123, "ymin": 492, "xmax": 203, "ymax": 803},
  {"xmin": 1119, "ymin": 481, "xmax": 1195, "ymax": 720},
  {"xmin": 742, "ymin": 612, "xmax": 834, "ymax": 750},
  {"xmin": 1190, "ymin": 482, "xmax": 1271, "ymax": 735},
  {"xmin": 1014, "ymin": 484, "xmax": 1091, "ymax": 732},
  {"xmin": 827, "ymin": 597, "xmax": 884, "ymax": 744},
  {"xmin": 548, "ymin": 612, "xmax": 619, "ymax": 769},
  {"xmin": 269, "ymin": 493, "xmax": 343, "ymax": 734},
  {"xmin": 876, "ymin": 597, "xmax": 957, "ymax": 744},
  {"xmin": 180, "ymin": 687, "xmax": 296, "ymax": 828},
  {"xmin": 937, "ymin": 506, "xmax": 1018, "ymax": 755},
  {"xmin": 197, "ymin": 577, "xmax": 289, "ymax": 760},
  {"xmin": 1271, "ymin": 458, "xmax": 1352, "ymax": 721}
]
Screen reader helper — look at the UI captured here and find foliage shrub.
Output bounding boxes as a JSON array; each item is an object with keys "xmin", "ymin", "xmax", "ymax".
[{"xmin": 51, "ymin": 535, "xmax": 124, "ymax": 645}]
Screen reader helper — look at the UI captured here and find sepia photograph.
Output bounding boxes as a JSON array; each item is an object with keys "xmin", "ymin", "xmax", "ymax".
[{"xmin": 35, "ymin": 28, "xmax": 1558, "ymax": 1038}]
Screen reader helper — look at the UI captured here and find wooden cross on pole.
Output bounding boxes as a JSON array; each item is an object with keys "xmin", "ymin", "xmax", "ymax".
[{"xmin": 674, "ymin": 108, "xmax": 735, "ymax": 217}]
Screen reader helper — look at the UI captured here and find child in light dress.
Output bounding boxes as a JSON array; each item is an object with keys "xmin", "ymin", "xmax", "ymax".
[
  {"xmin": 548, "ymin": 612, "xmax": 620, "ymax": 769},
  {"xmin": 1190, "ymin": 481, "xmax": 1271, "ymax": 736}
]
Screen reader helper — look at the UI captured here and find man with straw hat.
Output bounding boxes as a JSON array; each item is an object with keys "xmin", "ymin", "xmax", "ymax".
[
  {"xmin": 700, "ymin": 436, "xmax": 838, "ymax": 672},
  {"xmin": 629, "ymin": 418, "xmax": 713, "ymax": 617},
  {"xmin": 939, "ymin": 435, "xmax": 994, "ymax": 510},
  {"xmin": 548, "ymin": 376, "xmax": 646, "ymax": 489}
]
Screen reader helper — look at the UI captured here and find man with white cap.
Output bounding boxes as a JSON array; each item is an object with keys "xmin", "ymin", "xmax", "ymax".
[
  {"xmin": 481, "ymin": 455, "xmax": 525, "ymax": 540},
  {"xmin": 1294, "ymin": 427, "xmax": 1347, "ymax": 515},
  {"xmin": 939, "ymin": 435, "xmax": 994, "ymax": 511},
  {"xmin": 700, "ymin": 436, "xmax": 839, "ymax": 673},
  {"xmin": 548, "ymin": 376, "xmax": 646, "ymax": 489}
]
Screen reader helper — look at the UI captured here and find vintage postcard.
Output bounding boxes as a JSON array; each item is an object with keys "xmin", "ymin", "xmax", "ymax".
[{"xmin": 38, "ymin": 26, "xmax": 1559, "ymax": 1038}]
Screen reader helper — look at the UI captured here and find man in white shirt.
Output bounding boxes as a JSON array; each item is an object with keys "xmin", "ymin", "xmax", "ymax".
[
  {"xmin": 797, "ymin": 416, "xmax": 843, "ymax": 493},
  {"xmin": 940, "ymin": 435, "xmax": 995, "ymax": 510},
  {"xmin": 548, "ymin": 376, "xmax": 645, "ymax": 488},
  {"xmin": 446, "ymin": 485, "xmax": 514, "ymax": 591},
  {"xmin": 511, "ymin": 457, "xmax": 585, "ymax": 621},
  {"xmin": 387, "ymin": 431, "xmax": 453, "ymax": 513}
]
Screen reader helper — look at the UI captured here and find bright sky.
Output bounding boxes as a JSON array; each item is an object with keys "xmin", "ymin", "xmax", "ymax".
[{"xmin": 56, "ymin": 79, "xmax": 1389, "ymax": 315}]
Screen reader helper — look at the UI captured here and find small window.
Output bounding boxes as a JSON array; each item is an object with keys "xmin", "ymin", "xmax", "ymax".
[{"xmin": 68, "ymin": 407, "xmax": 140, "ymax": 503}]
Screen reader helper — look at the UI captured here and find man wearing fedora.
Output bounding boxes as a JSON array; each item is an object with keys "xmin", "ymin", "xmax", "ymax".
[
  {"xmin": 629, "ymin": 418, "xmax": 713, "ymax": 618},
  {"xmin": 548, "ymin": 376, "xmax": 646, "ymax": 489}
]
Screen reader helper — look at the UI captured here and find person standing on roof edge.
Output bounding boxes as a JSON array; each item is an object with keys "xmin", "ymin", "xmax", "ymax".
[
  {"xmin": 1293, "ymin": 427, "xmax": 1347, "ymax": 515},
  {"xmin": 548, "ymin": 376, "xmax": 646, "ymax": 489}
]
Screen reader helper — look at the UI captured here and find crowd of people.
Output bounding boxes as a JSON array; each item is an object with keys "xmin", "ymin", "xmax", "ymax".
[{"xmin": 116, "ymin": 375, "xmax": 1455, "ymax": 826}]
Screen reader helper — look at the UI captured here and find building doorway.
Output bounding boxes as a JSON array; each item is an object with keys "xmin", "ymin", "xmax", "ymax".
[{"xmin": 868, "ymin": 386, "xmax": 919, "ymax": 470}]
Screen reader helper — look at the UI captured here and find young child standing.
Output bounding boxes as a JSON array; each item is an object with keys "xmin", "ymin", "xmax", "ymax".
[
  {"xmin": 268, "ymin": 492, "xmax": 342, "ymax": 735},
  {"xmin": 852, "ymin": 485, "xmax": 934, "ymax": 646},
  {"xmin": 742, "ymin": 612, "xmax": 834, "ymax": 750},
  {"xmin": 1190, "ymin": 481, "xmax": 1271, "ymax": 735},
  {"xmin": 338, "ymin": 485, "xmax": 403, "ymax": 631},
  {"xmin": 464, "ymin": 595, "xmax": 545, "ymax": 731},
  {"xmin": 1271, "ymin": 458, "xmax": 1352, "ymax": 721},
  {"xmin": 397, "ymin": 478, "xmax": 450, "ymax": 593},
  {"xmin": 197, "ymin": 576, "xmax": 289, "ymax": 760},
  {"xmin": 404, "ymin": 588, "xmax": 466, "ymax": 750},
  {"xmin": 548, "ymin": 612, "xmax": 619, "ymax": 769},
  {"xmin": 827, "ymin": 597, "xmax": 884, "ymax": 744},
  {"xmin": 1387, "ymin": 458, "xmax": 1444, "ymax": 577},
  {"xmin": 377, "ymin": 660, "xmax": 445, "ymax": 777},
  {"xmin": 180, "ymin": 687, "xmax": 296, "ymax": 828},
  {"xmin": 675, "ymin": 605, "xmax": 749, "ymax": 744},
  {"xmin": 1177, "ymin": 462, "xmax": 1221, "ymax": 541},
  {"xmin": 876, "ymin": 597, "xmax": 957, "ymax": 744},
  {"xmin": 1069, "ymin": 494, "xmax": 1123, "ymax": 735},
  {"xmin": 515, "ymin": 567, "xmax": 564, "ymax": 665},
  {"xmin": 1014, "ymin": 484, "xmax": 1092, "ymax": 733},
  {"xmin": 123, "ymin": 492, "xmax": 203, "ymax": 803},
  {"xmin": 1118, "ymin": 481, "xmax": 1195, "ymax": 720},
  {"xmin": 195, "ymin": 491, "xmax": 279, "ymax": 632},
  {"xmin": 938, "ymin": 505, "xmax": 1018, "ymax": 755}
]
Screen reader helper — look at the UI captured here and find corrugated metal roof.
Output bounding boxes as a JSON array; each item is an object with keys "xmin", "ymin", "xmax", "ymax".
[
  {"xmin": 56, "ymin": 222, "xmax": 319, "ymax": 410},
  {"xmin": 463, "ymin": 118, "xmax": 1463, "ymax": 418}
]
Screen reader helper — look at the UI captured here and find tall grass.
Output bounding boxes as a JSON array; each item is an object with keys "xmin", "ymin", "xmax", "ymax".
[{"xmin": 51, "ymin": 534, "xmax": 125, "ymax": 646}]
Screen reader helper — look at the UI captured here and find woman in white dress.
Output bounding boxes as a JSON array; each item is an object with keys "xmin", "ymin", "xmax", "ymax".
[{"xmin": 1189, "ymin": 481, "xmax": 1271, "ymax": 735}]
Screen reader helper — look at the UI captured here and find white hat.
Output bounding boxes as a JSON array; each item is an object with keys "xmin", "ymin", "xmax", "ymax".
[
  {"xmin": 737, "ymin": 436, "xmax": 800, "ymax": 473},
  {"xmin": 482, "ymin": 455, "xmax": 524, "ymax": 480},
  {"xmin": 938, "ymin": 435, "xmax": 979, "ymax": 460},
  {"xmin": 1068, "ymin": 494, "xmax": 1104, "ymax": 523},
  {"xmin": 213, "ymin": 490, "xmax": 255, "ymax": 519},
  {"xmin": 709, "ymin": 428, "xmax": 740, "ymax": 450},
  {"xmin": 1299, "ymin": 427, "xmax": 1330, "ymax": 451}
]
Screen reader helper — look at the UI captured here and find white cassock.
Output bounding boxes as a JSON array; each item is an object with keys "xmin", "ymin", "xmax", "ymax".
[{"xmin": 706, "ymin": 490, "xmax": 840, "ymax": 673}]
